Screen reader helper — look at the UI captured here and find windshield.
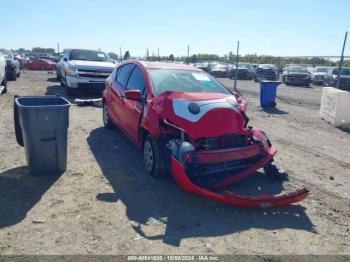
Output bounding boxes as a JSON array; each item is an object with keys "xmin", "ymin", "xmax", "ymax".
[
  {"xmin": 69, "ymin": 50, "xmax": 110, "ymax": 62},
  {"xmin": 315, "ymin": 67, "xmax": 329, "ymax": 73},
  {"xmin": 149, "ymin": 69, "xmax": 231, "ymax": 95},
  {"xmin": 239, "ymin": 63, "xmax": 250, "ymax": 68},
  {"xmin": 1, "ymin": 50, "xmax": 12, "ymax": 59},
  {"xmin": 333, "ymin": 68, "xmax": 350, "ymax": 75},
  {"xmin": 259, "ymin": 64, "xmax": 275, "ymax": 69},
  {"xmin": 213, "ymin": 64, "xmax": 227, "ymax": 70},
  {"xmin": 287, "ymin": 66, "xmax": 308, "ymax": 73}
]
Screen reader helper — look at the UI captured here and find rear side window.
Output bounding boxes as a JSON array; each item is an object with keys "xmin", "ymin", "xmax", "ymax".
[
  {"xmin": 127, "ymin": 66, "xmax": 146, "ymax": 92},
  {"xmin": 116, "ymin": 64, "xmax": 135, "ymax": 87}
]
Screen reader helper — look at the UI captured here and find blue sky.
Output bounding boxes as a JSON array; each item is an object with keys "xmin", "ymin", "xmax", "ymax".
[{"xmin": 1, "ymin": 0, "xmax": 349, "ymax": 57}]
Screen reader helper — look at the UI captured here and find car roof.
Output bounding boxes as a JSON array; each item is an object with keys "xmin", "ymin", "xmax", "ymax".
[{"xmin": 136, "ymin": 61, "xmax": 202, "ymax": 71}]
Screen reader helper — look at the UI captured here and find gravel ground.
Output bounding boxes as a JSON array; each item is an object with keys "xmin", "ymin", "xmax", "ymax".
[{"xmin": 0, "ymin": 71, "xmax": 349, "ymax": 255}]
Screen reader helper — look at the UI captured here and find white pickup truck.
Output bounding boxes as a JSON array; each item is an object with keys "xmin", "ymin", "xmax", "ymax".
[
  {"xmin": 0, "ymin": 53, "xmax": 7, "ymax": 94},
  {"xmin": 60, "ymin": 49, "xmax": 116, "ymax": 96}
]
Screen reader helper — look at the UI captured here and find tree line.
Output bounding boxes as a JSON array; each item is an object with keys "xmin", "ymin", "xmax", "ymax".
[{"xmin": 10, "ymin": 47, "xmax": 350, "ymax": 67}]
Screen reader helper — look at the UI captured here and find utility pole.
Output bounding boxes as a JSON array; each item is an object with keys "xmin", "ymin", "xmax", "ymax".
[
  {"xmin": 57, "ymin": 43, "xmax": 60, "ymax": 56},
  {"xmin": 234, "ymin": 41, "xmax": 240, "ymax": 90},
  {"xmin": 157, "ymin": 48, "xmax": 160, "ymax": 61},
  {"xmin": 187, "ymin": 45, "xmax": 190, "ymax": 64},
  {"xmin": 336, "ymin": 31, "xmax": 348, "ymax": 89},
  {"xmin": 120, "ymin": 47, "xmax": 122, "ymax": 62},
  {"xmin": 146, "ymin": 48, "xmax": 149, "ymax": 61}
]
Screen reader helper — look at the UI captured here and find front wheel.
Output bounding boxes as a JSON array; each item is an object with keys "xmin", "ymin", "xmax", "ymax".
[
  {"xmin": 102, "ymin": 101, "xmax": 115, "ymax": 129},
  {"xmin": 1, "ymin": 75, "xmax": 7, "ymax": 94},
  {"xmin": 143, "ymin": 136, "xmax": 167, "ymax": 178}
]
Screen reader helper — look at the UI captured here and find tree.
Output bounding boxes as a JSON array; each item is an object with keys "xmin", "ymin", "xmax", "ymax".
[
  {"xmin": 123, "ymin": 51, "xmax": 130, "ymax": 60},
  {"xmin": 169, "ymin": 54, "xmax": 174, "ymax": 61},
  {"xmin": 190, "ymin": 54, "xmax": 197, "ymax": 63},
  {"xmin": 32, "ymin": 47, "xmax": 55, "ymax": 54}
]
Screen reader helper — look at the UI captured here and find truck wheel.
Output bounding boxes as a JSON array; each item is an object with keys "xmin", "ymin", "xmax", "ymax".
[
  {"xmin": 102, "ymin": 101, "xmax": 115, "ymax": 129},
  {"xmin": 1, "ymin": 75, "xmax": 7, "ymax": 94},
  {"xmin": 66, "ymin": 88, "xmax": 76, "ymax": 97},
  {"xmin": 9, "ymin": 71, "xmax": 17, "ymax": 81},
  {"xmin": 143, "ymin": 135, "xmax": 167, "ymax": 178}
]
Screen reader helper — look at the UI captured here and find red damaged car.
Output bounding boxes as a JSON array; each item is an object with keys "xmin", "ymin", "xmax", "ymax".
[
  {"xmin": 26, "ymin": 58, "xmax": 56, "ymax": 71},
  {"xmin": 102, "ymin": 61, "xmax": 308, "ymax": 208}
]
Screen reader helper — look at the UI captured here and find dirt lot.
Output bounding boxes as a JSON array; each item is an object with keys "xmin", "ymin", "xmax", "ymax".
[{"xmin": 0, "ymin": 70, "xmax": 349, "ymax": 255}]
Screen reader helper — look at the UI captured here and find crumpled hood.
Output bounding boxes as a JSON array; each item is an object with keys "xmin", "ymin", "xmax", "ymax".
[
  {"xmin": 152, "ymin": 92, "xmax": 246, "ymax": 138},
  {"xmin": 70, "ymin": 60, "xmax": 115, "ymax": 71}
]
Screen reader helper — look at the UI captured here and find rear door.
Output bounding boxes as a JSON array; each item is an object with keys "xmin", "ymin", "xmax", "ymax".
[
  {"xmin": 122, "ymin": 65, "xmax": 147, "ymax": 143},
  {"xmin": 110, "ymin": 63, "xmax": 135, "ymax": 128}
]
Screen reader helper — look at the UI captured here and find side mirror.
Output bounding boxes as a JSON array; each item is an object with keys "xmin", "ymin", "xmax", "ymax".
[
  {"xmin": 124, "ymin": 89, "xmax": 141, "ymax": 101},
  {"xmin": 63, "ymin": 57, "xmax": 68, "ymax": 61}
]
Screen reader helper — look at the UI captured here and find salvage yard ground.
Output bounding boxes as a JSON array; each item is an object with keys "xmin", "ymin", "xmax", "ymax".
[{"xmin": 0, "ymin": 70, "xmax": 349, "ymax": 254}]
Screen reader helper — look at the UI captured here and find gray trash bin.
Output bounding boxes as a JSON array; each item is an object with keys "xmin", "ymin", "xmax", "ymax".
[{"xmin": 14, "ymin": 96, "xmax": 71, "ymax": 176}]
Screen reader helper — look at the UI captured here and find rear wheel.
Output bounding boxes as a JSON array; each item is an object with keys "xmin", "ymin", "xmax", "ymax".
[
  {"xmin": 102, "ymin": 101, "xmax": 115, "ymax": 129},
  {"xmin": 143, "ymin": 135, "xmax": 167, "ymax": 178},
  {"xmin": 17, "ymin": 71, "xmax": 21, "ymax": 78}
]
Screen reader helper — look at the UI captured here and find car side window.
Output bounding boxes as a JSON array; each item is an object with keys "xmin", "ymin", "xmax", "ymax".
[
  {"xmin": 126, "ymin": 66, "xmax": 146, "ymax": 95},
  {"xmin": 116, "ymin": 64, "xmax": 135, "ymax": 87}
]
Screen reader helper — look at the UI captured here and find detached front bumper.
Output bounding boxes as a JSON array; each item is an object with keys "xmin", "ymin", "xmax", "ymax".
[
  {"xmin": 171, "ymin": 157, "xmax": 308, "ymax": 208},
  {"xmin": 169, "ymin": 130, "xmax": 308, "ymax": 208}
]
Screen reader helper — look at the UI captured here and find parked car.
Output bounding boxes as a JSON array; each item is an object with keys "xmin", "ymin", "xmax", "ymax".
[
  {"xmin": 0, "ymin": 53, "xmax": 7, "ymax": 94},
  {"xmin": 324, "ymin": 67, "xmax": 350, "ymax": 91},
  {"xmin": 0, "ymin": 49, "xmax": 20, "ymax": 81},
  {"xmin": 194, "ymin": 62, "xmax": 210, "ymax": 72},
  {"xmin": 56, "ymin": 57, "xmax": 64, "ymax": 80},
  {"xmin": 254, "ymin": 64, "xmax": 278, "ymax": 82},
  {"xmin": 26, "ymin": 58, "xmax": 56, "ymax": 70},
  {"xmin": 60, "ymin": 49, "xmax": 116, "ymax": 96},
  {"xmin": 102, "ymin": 61, "xmax": 308, "ymax": 208},
  {"xmin": 231, "ymin": 63, "xmax": 252, "ymax": 80},
  {"xmin": 282, "ymin": 66, "xmax": 311, "ymax": 86},
  {"xmin": 311, "ymin": 66, "xmax": 332, "ymax": 85},
  {"xmin": 209, "ymin": 64, "xmax": 231, "ymax": 77}
]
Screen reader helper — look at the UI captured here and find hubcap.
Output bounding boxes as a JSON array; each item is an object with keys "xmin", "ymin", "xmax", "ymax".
[
  {"xmin": 144, "ymin": 140, "xmax": 154, "ymax": 173},
  {"xmin": 103, "ymin": 103, "xmax": 109, "ymax": 125}
]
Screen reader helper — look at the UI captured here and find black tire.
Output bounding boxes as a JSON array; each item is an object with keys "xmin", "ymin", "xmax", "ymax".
[
  {"xmin": 66, "ymin": 88, "xmax": 76, "ymax": 97},
  {"xmin": 14, "ymin": 95, "xmax": 24, "ymax": 147},
  {"xmin": 102, "ymin": 100, "xmax": 115, "ymax": 129},
  {"xmin": 1, "ymin": 75, "xmax": 7, "ymax": 94},
  {"xmin": 143, "ymin": 135, "xmax": 167, "ymax": 178},
  {"xmin": 17, "ymin": 71, "xmax": 21, "ymax": 78},
  {"xmin": 9, "ymin": 71, "xmax": 17, "ymax": 81}
]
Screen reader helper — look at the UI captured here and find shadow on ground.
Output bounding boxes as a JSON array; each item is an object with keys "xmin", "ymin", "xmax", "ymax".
[
  {"xmin": 0, "ymin": 167, "xmax": 60, "ymax": 228},
  {"xmin": 87, "ymin": 127, "xmax": 315, "ymax": 246},
  {"xmin": 262, "ymin": 107, "xmax": 289, "ymax": 115}
]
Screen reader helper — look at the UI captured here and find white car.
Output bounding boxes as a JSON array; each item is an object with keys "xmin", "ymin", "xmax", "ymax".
[
  {"xmin": 0, "ymin": 53, "xmax": 7, "ymax": 94},
  {"xmin": 311, "ymin": 66, "xmax": 332, "ymax": 85},
  {"xmin": 60, "ymin": 49, "xmax": 116, "ymax": 96}
]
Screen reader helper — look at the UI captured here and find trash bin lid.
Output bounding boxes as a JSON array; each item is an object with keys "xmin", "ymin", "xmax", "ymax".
[{"xmin": 15, "ymin": 96, "xmax": 71, "ymax": 108}]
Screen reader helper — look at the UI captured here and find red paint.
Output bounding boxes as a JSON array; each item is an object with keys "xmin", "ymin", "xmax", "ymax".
[
  {"xmin": 26, "ymin": 59, "xmax": 56, "ymax": 70},
  {"xmin": 103, "ymin": 61, "xmax": 309, "ymax": 208}
]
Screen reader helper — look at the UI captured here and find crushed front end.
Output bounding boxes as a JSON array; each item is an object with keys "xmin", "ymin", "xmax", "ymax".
[{"xmin": 152, "ymin": 91, "xmax": 309, "ymax": 208}]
